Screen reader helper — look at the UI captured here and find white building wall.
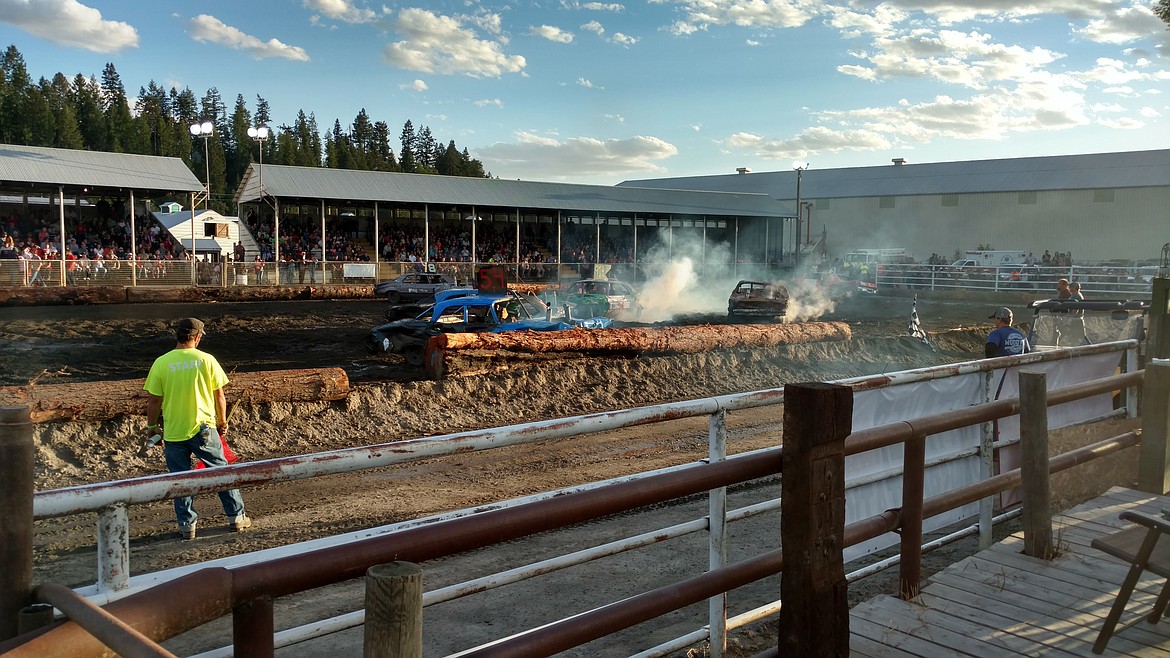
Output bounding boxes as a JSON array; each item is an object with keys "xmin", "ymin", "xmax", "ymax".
[{"xmin": 805, "ymin": 185, "xmax": 1168, "ymax": 263}]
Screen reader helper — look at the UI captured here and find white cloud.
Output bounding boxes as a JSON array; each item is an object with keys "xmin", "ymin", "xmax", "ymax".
[
  {"xmin": 1139, "ymin": 106, "xmax": 1161, "ymax": 117},
  {"xmin": 877, "ymin": 0, "xmax": 1110, "ymax": 25},
  {"xmin": 1097, "ymin": 116, "xmax": 1145, "ymax": 128},
  {"xmin": 1075, "ymin": 5, "xmax": 1164, "ymax": 44},
  {"xmin": 691, "ymin": 124, "xmax": 701, "ymax": 131},
  {"xmin": 582, "ymin": 20, "xmax": 605, "ymax": 35},
  {"xmin": 659, "ymin": 0, "xmax": 813, "ymax": 34},
  {"xmin": 383, "ymin": 8, "xmax": 525, "ymax": 77},
  {"xmin": 839, "ymin": 29, "xmax": 1064, "ymax": 90},
  {"xmin": 401, "ymin": 79, "xmax": 428, "ymax": 91},
  {"xmin": 745, "ymin": 38, "xmax": 761, "ymax": 46},
  {"xmin": 581, "ymin": 2, "xmax": 624, "ymax": 10},
  {"xmin": 188, "ymin": 15, "xmax": 310, "ymax": 61},
  {"xmin": 302, "ymin": 0, "xmax": 377, "ymax": 24},
  {"xmin": 825, "ymin": 4, "xmax": 907, "ymax": 38},
  {"xmin": 611, "ymin": 32, "xmax": 638, "ymax": 46},
  {"xmin": 577, "ymin": 77, "xmax": 603, "ymax": 89},
  {"xmin": 0, "ymin": 0, "xmax": 138, "ymax": 53},
  {"xmin": 532, "ymin": 25, "xmax": 574, "ymax": 43},
  {"xmin": 476, "ymin": 131, "xmax": 678, "ymax": 180},
  {"xmin": 474, "ymin": 98, "xmax": 504, "ymax": 107},
  {"xmin": 605, "ymin": 113, "xmax": 625, "ymax": 122}
]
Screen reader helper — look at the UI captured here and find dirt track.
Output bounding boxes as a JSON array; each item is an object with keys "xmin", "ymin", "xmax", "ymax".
[{"xmin": 2, "ymin": 291, "xmax": 999, "ymax": 655}]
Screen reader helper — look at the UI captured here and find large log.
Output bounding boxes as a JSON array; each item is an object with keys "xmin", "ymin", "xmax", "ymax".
[
  {"xmin": 0, "ymin": 367, "xmax": 349, "ymax": 424},
  {"xmin": 424, "ymin": 321, "xmax": 852, "ymax": 379}
]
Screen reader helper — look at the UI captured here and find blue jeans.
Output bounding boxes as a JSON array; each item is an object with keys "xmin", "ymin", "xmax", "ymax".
[{"xmin": 163, "ymin": 427, "xmax": 245, "ymax": 527}]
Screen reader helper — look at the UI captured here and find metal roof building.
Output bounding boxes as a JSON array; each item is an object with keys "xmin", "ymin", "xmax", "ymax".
[
  {"xmin": 0, "ymin": 143, "xmax": 204, "ymax": 194},
  {"xmin": 233, "ymin": 163, "xmax": 786, "ymax": 217},
  {"xmin": 619, "ymin": 149, "xmax": 1170, "ymax": 264}
]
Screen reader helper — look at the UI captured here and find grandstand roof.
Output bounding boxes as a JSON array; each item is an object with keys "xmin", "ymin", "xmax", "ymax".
[
  {"xmin": 234, "ymin": 164, "xmax": 786, "ymax": 217},
  {"xmin": 618, "ymin": 149, "xmax": 1170, "ymax": 200},
  {"xmin": 0, "ymin": 143, "xmax": 204, "ymax": 194}
]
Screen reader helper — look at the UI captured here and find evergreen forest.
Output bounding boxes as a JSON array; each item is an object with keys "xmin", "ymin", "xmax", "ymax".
[{"xmin": 0, "ymin": 44, "xmax": 491, "ymax": 214}]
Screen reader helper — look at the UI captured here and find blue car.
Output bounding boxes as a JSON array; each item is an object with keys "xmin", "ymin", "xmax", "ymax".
[{"xmin": 366, "ymin": 293, "xmax": 612, "ymax": 366}]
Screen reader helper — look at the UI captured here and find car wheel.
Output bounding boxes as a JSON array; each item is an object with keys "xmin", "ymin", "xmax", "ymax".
[
  {"xmin": 386, "ymin": 291, "xmax": 401, "ymax": 304},
  {"xmin": 403, "ymin": 345, "xmax": 425, "ymax": 367}
]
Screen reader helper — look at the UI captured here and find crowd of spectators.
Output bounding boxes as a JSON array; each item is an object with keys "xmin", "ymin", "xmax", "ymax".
[{"xmin": 0, "ymin": 200, "xmax": 204, "ymax": 285}]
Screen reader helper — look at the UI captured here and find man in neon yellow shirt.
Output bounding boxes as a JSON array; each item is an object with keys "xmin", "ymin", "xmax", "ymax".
[{"xmin": 144, "ymin": 317, "xmax": 251, "ymax": 540}]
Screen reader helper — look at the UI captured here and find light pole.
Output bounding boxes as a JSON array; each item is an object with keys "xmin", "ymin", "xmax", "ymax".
[
  {"xmin": 247, "ymin": 125, "xmax": 269, "ymax": 197},
  {"xmin": 189, "ymin": 121, "xmax": 214, "ymax": 210},
  {"xmin": 247, "ymin": 125, "xmax": 273, "ymax": 282},
  {"xmin": 792, "ymin": 161, "xmax": 808, "ymax": 272}
]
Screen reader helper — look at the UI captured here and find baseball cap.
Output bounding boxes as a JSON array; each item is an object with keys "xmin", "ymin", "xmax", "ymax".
[
  {"xmin": 988, "ymin": 307, "xmax": 1013, "ymax": 322},
  {"xmin": 176, "ymin": 317, "xmax": 206, "ymax": 334}
]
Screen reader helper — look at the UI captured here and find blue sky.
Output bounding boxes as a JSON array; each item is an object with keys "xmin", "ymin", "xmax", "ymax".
[{"xmin": 1, "ymin": 0, "xmax": 1167, "ymax": 185}]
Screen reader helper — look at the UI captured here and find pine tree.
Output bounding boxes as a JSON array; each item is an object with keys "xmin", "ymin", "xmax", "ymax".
[
  {"xmin": 100, "ymin": 63, "xmax": 134, "ymax": 152},
  {"xmin": 72, "ymin": 74, "xmax": 105, "ymax": 150},
  {"xmin": 46, "ymin": 73, "xmax": 83, "ymax": 149},
  {"xmin": 436, "ymin": 140, "xmax": 461, "ymax": 176},
  {"xmin": 371, "ymin": 120, "xmax": 398, "ymax": 171},
  {"xmin": 0, "ymin": 46, "xmax": 32, "ymax": 144},
  {"xmin": 399, "ymin": 120, "xmax": 417, "ymax": 173},
  {"xmin": 136, "ymin": 81, "xmax": 172, "ymax": 156}
]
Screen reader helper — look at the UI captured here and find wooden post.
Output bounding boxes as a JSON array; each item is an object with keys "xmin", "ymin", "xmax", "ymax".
[
  {"xmin": 0, "ymin": 406, "xmax": 33, "ymax": 642},
  {"xmin": 1138, "ymin": 359, "xmax": 1170, "ymax": 494},
  {"xmin": 232, "ymin": 595, "xmax": 274, "ymax": 658},
  {"xmin": 1019, "ymin": 370, "xmax": 1054, "ymax": 559},
  {"xmin": 779, "ymin": 382, "xmax": 851, "ymax": 657},
  {"xmin": 364, "ymin": 562, "xmax": 423, "ymax": 658}
]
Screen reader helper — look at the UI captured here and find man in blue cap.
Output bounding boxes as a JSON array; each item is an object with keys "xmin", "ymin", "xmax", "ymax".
[{"xmin": 985, "ymin": 307, "xmax": 1030, "ymax": 358}]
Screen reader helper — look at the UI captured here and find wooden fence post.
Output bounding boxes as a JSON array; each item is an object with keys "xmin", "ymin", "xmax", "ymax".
[
  {"xmin": 364, "ymin": 562, "xmax": 423, "ymax": 658},
  {"xmin": 1138, "ymin": 359, "xmax": 1170, "ymax": 494},
  {"xmin": 0, "ymin": 406, "xmax": 33, "ymax": 642},
  {"xmin": 779, "ymin": 382, "xmax": 852, "ymax": 657},
  {"xmin": 1019, "ymin": 370, "xmax": 1054, "ymax": 559}
]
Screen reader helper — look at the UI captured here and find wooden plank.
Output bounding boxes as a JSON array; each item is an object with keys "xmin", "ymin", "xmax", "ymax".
[
  {"xmin": 860, "ymin": 594, "xmax": 1041, "ymax": 656},
  {"xmin": 912, "ymin": 591, "xmax": 1085, "ymax": 658},
  {"xmin": 849, "ymin": 614, "xmax": 972, "ymax": 657},
  {"xmin": 927, "ymin": 571, "xmax": 1170, "ymax": 655},
  {"xmin": 850, "ymin": 630, "xmax": 920, "ymax": 657},
  {"xmin": 850, "ymin": 488, "xmax": 1170, "ymax": 657},
  {"xmin": 920, "ymin": 580, "xmax": 1097, "ymax": 652}
]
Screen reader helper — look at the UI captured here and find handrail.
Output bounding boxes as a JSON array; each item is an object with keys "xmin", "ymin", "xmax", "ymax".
[
  {"xmin": 9, "ymin": 340, "xmax": 1142, "ymax": 657},
  {"xmin": 452, "ymin": 429, "xmax": 1143, "ymax": 657}
]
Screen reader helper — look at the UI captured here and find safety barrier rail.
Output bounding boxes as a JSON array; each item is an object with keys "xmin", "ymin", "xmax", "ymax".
[{"xmin": 6, "ymin": 340, "xmax": 1146, "ymax": 657}]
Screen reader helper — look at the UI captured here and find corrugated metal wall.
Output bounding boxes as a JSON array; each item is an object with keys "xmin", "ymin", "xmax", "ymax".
[{"xmin": 804, "ymin": 186, "xmax": 1168, "ymax": 263}]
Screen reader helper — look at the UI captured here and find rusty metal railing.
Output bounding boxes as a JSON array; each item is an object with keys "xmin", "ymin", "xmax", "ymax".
[{"xmin": 5, "ymin": 342, "xmax": 1145, "ymax": 657}]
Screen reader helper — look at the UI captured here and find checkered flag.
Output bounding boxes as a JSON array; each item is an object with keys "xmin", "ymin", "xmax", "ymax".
[{"xmin": 908, "ymin": 295, "xmax": 931, "ymax": 346}]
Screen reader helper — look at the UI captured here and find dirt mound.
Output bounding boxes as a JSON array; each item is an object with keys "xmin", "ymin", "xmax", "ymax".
[{"xmin": 30, "ymin": 327, "xmax": 986, "ymax": 491}]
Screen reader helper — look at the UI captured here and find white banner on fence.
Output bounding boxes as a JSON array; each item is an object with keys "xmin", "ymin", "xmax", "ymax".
[
  {"xmin": 842, "ymin": 350, "xmax": 1122, "ymax": 561},
  {"xmin": 343, "ymin": 263, "xmax": 376, "ymax": 278},
  {"xmin": 844, "ymin": 373, "xmax": 984, "ymax": 561},
  {"xmin": 994, "ymin": 350, "xmax": 1120, "ymax": 507}
]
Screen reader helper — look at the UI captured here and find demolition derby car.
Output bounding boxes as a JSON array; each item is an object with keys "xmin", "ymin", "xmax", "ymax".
[
  {"xmin": 383, "ymin": 287, "xmax": 478, "ymax": 321},
  {"xmin": 727, "ymin": 280, "xmax": 789, "ymax": 321},
  {"xmin": 539, "ymin": 278, "xmax": 640, "ymax": 318},
  {"xmin": 373, "ymin": 272, "xmax": 459, "ymax": 304},
  {"xmin": 366, "ymin": 293, "xmax": 613, "ymax": 366}
]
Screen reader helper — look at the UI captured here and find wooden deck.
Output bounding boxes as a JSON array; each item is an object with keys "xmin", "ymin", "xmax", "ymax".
[{"xmin": 850, "ymin": 487, "xmax": 1170, "ymax": 657}]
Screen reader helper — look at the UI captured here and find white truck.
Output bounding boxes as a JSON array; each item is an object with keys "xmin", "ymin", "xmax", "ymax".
[
  {"xmin": 843, "ymin": 248, "xmax": 913, "ymax": 266},
  {"xmin": 951, "ymin": 250, "xmax": 1028, "ymax": 269}
]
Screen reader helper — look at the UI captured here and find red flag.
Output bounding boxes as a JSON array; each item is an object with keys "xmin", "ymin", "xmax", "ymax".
[{"xmin": 194, "ymin": 432, "xmax": 239, "ymax": 469}]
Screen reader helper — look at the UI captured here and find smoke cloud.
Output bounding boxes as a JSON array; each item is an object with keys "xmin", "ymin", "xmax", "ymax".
[{"xmin": 614, "ymin": 231, "xmax": 847, "ymax": 323}]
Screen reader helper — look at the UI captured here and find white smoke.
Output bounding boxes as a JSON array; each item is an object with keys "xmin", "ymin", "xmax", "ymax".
[{"xmin": 610, "ymin": 229, "xmax": 849, "ymax": 323}]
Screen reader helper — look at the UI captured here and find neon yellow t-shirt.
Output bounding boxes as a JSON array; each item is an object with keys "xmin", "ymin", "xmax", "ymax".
[{"xmin": 143, "ymin": 347, "xmax": 229, "ymax": 442}]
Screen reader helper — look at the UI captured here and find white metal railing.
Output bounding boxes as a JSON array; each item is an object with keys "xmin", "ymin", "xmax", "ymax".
[
  {"xmin": 873, "ymin": 263, "xmax": 1155, "ymax": 297},
  {"xmin": 32, "ymin": 340, "xmax": 1139, "ymax": 656}
]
